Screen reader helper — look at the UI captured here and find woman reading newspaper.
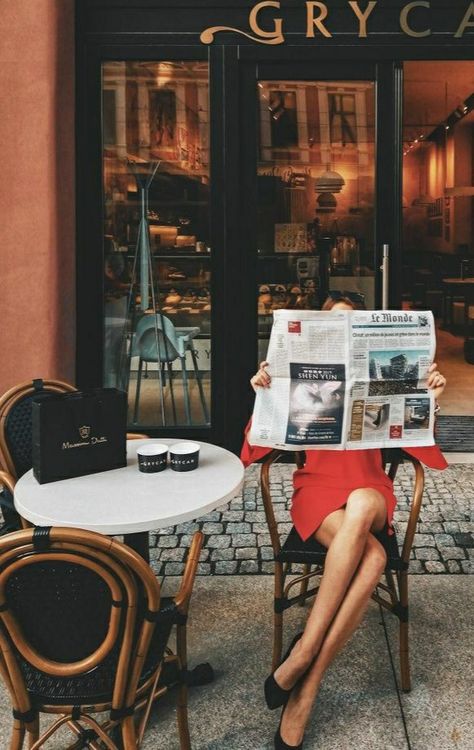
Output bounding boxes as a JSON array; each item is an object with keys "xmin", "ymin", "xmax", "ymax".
[{"xmin": 241, "ymin": 296, "xmax": 448, "ymax": 750}]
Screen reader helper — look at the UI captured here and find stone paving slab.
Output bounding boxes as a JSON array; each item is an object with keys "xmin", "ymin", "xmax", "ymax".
[
  {"xmin": 150, "ymin": 463, "xmax": 473, "ymax": 576},
  {"xmin": 382, "ymin": 575, "xmax": 474, "ymax": 750}
]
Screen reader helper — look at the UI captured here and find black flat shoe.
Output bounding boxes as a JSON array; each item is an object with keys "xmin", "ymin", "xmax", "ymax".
[
  {"xmin": 264, "ymin": 632, "xmax": 303, "ymax": 710},
  {"xmin": 274, "ymin": 707, "xmax": 304, "ymax": 750}
]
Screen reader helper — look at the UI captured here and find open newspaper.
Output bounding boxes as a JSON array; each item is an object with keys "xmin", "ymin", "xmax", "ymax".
[{"xmin": 249, "ymin": 309, "xmax": 436, "ymax": 450}]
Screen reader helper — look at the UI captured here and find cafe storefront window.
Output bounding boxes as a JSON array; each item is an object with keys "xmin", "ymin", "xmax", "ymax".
[{"xmin": 102, "ymin": 61, "xmax": 211, "ymax": 429}]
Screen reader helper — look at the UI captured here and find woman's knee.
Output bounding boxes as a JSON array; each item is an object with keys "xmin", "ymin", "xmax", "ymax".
[
  {"xmin": 362, "ymin": 534, "xmax": 387, "ymax": 575},
  {"xmin": 344, "ymin": 488, "xmax": 384, "ymax": 531}
]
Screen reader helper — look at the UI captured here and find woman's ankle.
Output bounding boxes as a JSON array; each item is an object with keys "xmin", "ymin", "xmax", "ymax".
[{"xmin": 296, "ymin": 636, "xmax": 321, "ymax": 667}]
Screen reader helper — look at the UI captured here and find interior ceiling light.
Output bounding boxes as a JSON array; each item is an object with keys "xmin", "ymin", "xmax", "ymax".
[{"xmin": 315, "ymin": 167, "xmax": 345, "ymax": 194}]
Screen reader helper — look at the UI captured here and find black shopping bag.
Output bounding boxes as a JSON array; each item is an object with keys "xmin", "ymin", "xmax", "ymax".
[{"xmin": 32, "ymin": 389, "xmax": 127, "ymax": 484}]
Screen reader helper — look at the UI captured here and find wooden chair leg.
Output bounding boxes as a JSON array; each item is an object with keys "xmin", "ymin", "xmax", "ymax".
[
  {"xmin": 121, "ymin": 716, "xmax": 138, "ymax": 750},
  {"xmin": 26, "ymin": 718, "xmax": 39, "ymax": 749},
  {"xmin": 9, "ymin": 719, "xmax": 25, "ymax": 750},
  {"xmin": 273, "ymin": 562, "xmax": 284, "ymax": 670},
  {"xmin": 177, "ymin": 682, "xmax": 191, "ymax": 750},
  {"xmin": 299, "ymin": 564, "xmax": 310, "ymax": 604}
]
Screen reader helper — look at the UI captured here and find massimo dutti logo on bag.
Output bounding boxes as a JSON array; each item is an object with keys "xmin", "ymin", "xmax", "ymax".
[{"xmin": 61, "ymin": 425, "xmax": 109, "ymax": 450}]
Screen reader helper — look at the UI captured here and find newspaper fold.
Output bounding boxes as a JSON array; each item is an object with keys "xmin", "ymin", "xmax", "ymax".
[{"xmin": 249, "ymin": 309, "xmax": 436, "ymax": 451}]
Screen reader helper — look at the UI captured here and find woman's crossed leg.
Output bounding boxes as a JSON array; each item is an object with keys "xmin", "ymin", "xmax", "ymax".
[{"xmin": 273, "ymin": 488, "xmax": 388, "ymax": 745}]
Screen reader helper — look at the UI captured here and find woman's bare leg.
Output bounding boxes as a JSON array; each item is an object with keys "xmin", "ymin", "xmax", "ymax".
[
  {"xmin": 274, "ymin": 488, "xmax": 387, "ymax": 691},
  {"xmin": 279, "ymin": 532, "xmax": 387, "ymax": 745}
]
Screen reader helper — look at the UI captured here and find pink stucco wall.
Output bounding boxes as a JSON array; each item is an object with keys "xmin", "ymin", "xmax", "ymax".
[{"xmin": 0, "ymin": 0, "xmax": 76, "ymax": 393}]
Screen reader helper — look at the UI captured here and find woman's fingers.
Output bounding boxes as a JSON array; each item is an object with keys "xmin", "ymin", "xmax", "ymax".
[
  {"xmin": 427, "ymin": 372, "xmax": 446, "ymax": 390},
  {"xmin": 258, "ymin": 361, "xmax": 271, "ymax": 384},
  {"xmin": 250, "ymin": 363, "xmax": 272, "ymax": 391},
  {"xmin": 427, "ymin": 363, "xmax": 444, "ymax": 385}
]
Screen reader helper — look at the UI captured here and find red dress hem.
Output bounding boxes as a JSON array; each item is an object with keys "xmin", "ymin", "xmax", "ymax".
[{"xmin": 290, "ymin": 484, "xmax": 397, "ymax": 542}]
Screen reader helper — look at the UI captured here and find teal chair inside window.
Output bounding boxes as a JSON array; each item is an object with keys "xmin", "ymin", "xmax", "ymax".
[{"xmin": 132, "ymin": 314, "xmax": 209, "ymax": 426}]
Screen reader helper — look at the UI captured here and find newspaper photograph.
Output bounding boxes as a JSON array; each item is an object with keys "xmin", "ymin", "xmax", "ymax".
[{"xmin": 249, "ymin": 309, "xmax": 436, "ymax": 451}]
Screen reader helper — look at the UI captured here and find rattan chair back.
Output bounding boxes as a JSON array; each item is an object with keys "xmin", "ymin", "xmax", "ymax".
[{"xmin": 0, "ymin": 527, "xmax": 161, "ymax": 732}]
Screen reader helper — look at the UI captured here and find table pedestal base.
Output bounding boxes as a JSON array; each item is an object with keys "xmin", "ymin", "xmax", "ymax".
[{"xmin": 124, "ymin": 531, "xmax": 150, "ymax": 563}]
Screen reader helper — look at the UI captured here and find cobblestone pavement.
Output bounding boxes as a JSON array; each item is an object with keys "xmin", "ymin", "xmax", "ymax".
[{"xmin": 150, "ymin": 463, "xmax": 474, "ymax": 577}]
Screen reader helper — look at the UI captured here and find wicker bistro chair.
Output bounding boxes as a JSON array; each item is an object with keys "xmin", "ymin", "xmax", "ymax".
[
  {"xmin": 0, "ymin": 526, "xmax": 203, "ymax": 750},
  {"xmin": 261, "ymin": 448, "xmax": 424, "ymax": 693},
  {"xmin": 0, "ymin": 378, "xmax": 148, "ymax": 534}
]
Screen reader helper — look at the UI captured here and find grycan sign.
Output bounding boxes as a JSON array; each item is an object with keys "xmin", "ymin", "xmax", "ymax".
[{"xmin": 200, "ymin": 1, "xmax": 474, "ymax": 45}]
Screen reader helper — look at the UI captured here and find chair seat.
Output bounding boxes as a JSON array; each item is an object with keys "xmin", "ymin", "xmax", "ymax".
[
  {"xmin": 276, "ymin": 525, "xmax": 408, "ymax": 571},
  {"xmin": 21, "ymin": 599, "xmax": 180, "ymax": 706}
]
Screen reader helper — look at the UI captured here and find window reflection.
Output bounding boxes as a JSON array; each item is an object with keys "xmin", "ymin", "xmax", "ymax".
[
  {"xmin": 102, "ymin": 61, "xmax": 211, "ymax": 428},
  {"xmin": 257, "ymin": 79, "xmax": 375, "ymax": 363}
]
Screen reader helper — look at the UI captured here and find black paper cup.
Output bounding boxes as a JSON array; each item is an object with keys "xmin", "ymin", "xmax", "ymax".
[
  {"xmin": 136, "ymin": 443, "xmax": 168, "ymax": 473},
  {"xmin": 170, "ymin": 442, "xmax": 200, "ymax": 472}
]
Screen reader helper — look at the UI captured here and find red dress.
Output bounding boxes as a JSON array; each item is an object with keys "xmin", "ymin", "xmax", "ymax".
[{"xmin": 241, "ymin": 417, "xmax": 448, "ymax": 542}]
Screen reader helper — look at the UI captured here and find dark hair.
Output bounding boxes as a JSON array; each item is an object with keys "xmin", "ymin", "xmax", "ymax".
[{"xmin": 321, "ymin": 295, "xmax": 357, "ymax": 311}]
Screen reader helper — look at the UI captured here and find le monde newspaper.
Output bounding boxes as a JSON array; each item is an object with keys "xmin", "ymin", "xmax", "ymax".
[{"xmin": 250, "ymin": 310, "xmax": 437, "ymax": 451}]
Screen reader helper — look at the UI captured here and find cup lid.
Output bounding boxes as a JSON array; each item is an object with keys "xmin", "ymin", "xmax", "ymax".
[
  {"xmin": 136, "ymin": 443, "xmax": 168, "ymax": 456},
  {"xmin": 170, "ymin": 442, "xmax": 200, "ymax": 455}
]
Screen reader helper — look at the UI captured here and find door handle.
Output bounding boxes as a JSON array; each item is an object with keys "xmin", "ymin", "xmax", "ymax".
[{"xmin": 380, "ymin": 244, "xmax": 389, "ymax": 310}]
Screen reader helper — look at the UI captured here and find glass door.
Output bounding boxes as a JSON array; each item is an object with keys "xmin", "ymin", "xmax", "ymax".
[{"xmin": 256, "ymin": 73, "xmax": 377, "ymax": 363}]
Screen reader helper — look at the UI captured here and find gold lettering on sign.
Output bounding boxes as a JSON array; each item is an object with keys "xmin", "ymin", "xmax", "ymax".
[
  {"xmin": 200, "ymin": 1, "xmax": 474, "ymax": 44},
  {"xmin": 306, "ymin": 2, "xmax": 332, "ymax": 38},
  {"xmin": 455, "ymin": 2, "xmax": 474, "ymax": 37},
  {"xmin": 400, "ymin": 1, "xmax": 431, "ymax": 38},
  {"xmin": 250, "ymin": 1, "xmax": 284, "ymax": 41},
  {"xmin": 200, "ymin": 0, "xmax": 284, "ymax": 45},
  {"xmin": 348, "ymin": 1, "xmax": 378, "ymax": 38}
]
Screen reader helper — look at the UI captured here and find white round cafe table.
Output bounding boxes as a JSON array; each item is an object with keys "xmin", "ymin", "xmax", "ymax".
[{"xmin": 14, "ymin": 438, "xmax": 244, "ymax": 560}]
